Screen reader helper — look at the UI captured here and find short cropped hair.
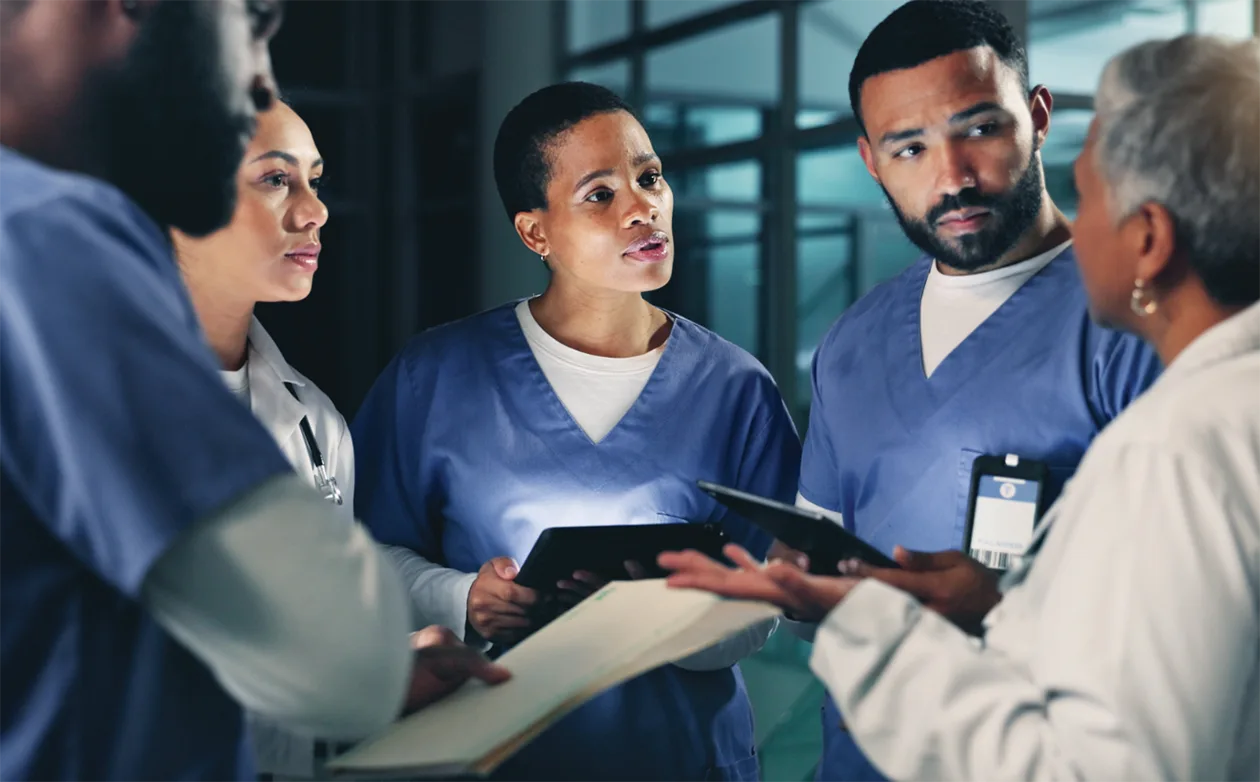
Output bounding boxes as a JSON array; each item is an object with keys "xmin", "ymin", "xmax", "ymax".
[
  {"xmin": 849, "ymin": 0, "xmax": 1028, "ymax": 133},
  {"xmin": 493, "ymin": 81, "xmax": 638, "ymax": 220},
  {"xmin": 1094, "ymin": 35, "xmax": 1260, "ymax": 308}
]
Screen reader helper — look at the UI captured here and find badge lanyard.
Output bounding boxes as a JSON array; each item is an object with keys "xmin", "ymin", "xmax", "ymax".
[{"xmin": 284, "ymin": 383, "xmax": 343, "ymax": 506}]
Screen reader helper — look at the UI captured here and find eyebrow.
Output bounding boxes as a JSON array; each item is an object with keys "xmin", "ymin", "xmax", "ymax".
[
  {"xmin": 249, "ymin": 151, "xmax": 324, "ymax": 168},
  {"xmin": 878, "ymin": 101, "xmax": 1006, "ymax": 147},
  {"xmin": 572, "ymin": 151, "xmax": 660, "ymax": 193}
]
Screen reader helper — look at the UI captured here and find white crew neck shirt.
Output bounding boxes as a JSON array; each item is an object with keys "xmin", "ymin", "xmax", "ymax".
[
  {"xmin": 514, "ymin": 300, "xmax": 665, "ymax": 444},
  {"xmin": 220, "ymin": 362, "xmax": 250, "ymax": 405},
  {"xmin": 920, "ymin": 240, "xmax": 1072, "ymax": 377}
]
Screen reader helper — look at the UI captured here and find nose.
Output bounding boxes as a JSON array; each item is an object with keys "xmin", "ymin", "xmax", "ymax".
[
  {"xmin": 293, "ymin": 190, "xmax": 329, "ymax": 232},
  {"xmin": 935, "ymin": 139, "xmax": 977, "ymax": 196},
  {"xmin": 623, "ymin": 188, "xmax": 659, "ymax": 228}
]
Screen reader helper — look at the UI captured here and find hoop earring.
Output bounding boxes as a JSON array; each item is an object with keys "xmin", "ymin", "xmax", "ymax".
[
  {"xmin": 1130, "ymin": 278, "xmax": 1158, "ymax": 317},
  {"xmin": 540, "ymin": 254, "xmax": 548, "ymax": 267}
]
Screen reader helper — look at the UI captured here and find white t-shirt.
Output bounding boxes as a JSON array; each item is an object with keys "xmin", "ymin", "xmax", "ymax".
[
  {"xmin": 220, "ymin": 362, "xmax": 250, "ymax": 405},
  {"xmin": 919, "ymin": 241, "xmax": 1072, "ymax": 377},
  {"xmin": 514, "ymin": 300, "xmax": 664, "ymax": 444}
]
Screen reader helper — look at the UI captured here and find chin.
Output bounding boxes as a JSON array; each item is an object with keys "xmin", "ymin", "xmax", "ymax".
[
  {"xmin": 627, "ymin": 260, "xmax": 670, "ymax": 290},
  {"xmin": 267, "ymin": 277, "xmax": 315, "ymax": 303}
]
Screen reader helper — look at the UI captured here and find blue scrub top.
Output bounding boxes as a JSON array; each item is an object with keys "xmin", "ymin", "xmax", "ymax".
[
  {"xmin": 353, "ymin": 304, "xmax": 802, "ymax": 781},
  {"xmin": 799, "ymin": 250, "xmax": 1162, "ymax": 781},
  {"xmin": 0, "ymin": 148, "xmax": 292, "ymax": 780}
]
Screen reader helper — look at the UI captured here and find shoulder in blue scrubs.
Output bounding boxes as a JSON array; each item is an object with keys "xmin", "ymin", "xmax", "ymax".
[
  {"xmin": 794, "ymin": 3, "xmax": 1162, "ymax": 779},
  {"xmin": 353, "ymin": 83, "xmax": 801, "ymax": 781},
  {"xmin": 0, "ymin": 149, "xmax": 291, "ymax": 780}
]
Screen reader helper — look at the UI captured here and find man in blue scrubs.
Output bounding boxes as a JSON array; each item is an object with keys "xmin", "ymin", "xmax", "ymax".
[
  {"xmin": 783, "ymin": 2, "xmax": 1161, "ymax": 779},
  {"xmin": 0, "ymin": 2, "xmax": 506, "ymax": 779}
]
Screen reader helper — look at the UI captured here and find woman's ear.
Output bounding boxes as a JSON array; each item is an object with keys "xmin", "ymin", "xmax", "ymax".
[{"xmin": 513, "ymin": 211, "xmax": 549, "ymax": 257}]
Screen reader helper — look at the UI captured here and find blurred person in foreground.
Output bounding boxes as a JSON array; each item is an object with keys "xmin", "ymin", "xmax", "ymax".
[{"xmin": 0, "ymin": 2, "xmax": 505, "ymax": 779}]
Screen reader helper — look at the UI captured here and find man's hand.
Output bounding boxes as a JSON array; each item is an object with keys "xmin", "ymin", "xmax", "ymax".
[
  {"xmin": 466, "ymin": 557, "xmax": 538, "ymax": 645},
  {"xmin": 659, "ymin": 544, "xmax": 860, "ymax": 622},
  {"xmin": 767, "ymin": 539, "xmax": 810, "ymax": 570},
  {"xmin": 555, "ymin": 560, "xmax": 648, "ymax": 605},
  {"xmin": 403, "ymin": 626, "xmax": 510, "ymax": 713},
  {"xmin": 844, "ymin": 547, "xmax": 1002, "ymax": 634}
]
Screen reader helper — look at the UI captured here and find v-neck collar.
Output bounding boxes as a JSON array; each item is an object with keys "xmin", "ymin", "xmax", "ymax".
[
  {"xmin": 488, "ymin": 302, "xmax": 695, "ymax": 449},
  {"xmin": 892, "ymin": 246, "xmax": 1077, "ymax": 424}
]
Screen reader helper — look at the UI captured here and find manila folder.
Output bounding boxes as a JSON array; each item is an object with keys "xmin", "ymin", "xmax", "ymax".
[{"xmin": 327, "ymin": 579, "xmax": 780, "ymax": 778}]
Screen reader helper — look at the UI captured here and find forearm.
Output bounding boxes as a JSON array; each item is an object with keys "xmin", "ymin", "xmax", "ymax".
[
  {"xmin": 143, "ymin": 475, "xmax": 412, "ymax": 739},
  {"xmin": 384, "ymin": 544, "xmax": 478, "ymax": 641},
  {"xmin": 812, "ymin": 582, "xmax": 1080, "ymax": 780}
]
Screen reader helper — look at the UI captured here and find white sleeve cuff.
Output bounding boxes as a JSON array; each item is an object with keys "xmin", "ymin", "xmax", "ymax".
[
  {"xmin": 782, "ymin": 615, "xmax": 818, "ymax": 643},
  {"xmin": 809, "ymin": 579, "xmax": 921, "ymax": 698}
]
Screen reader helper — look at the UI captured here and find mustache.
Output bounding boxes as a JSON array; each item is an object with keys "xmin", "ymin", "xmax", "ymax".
[{"xmin": 925, "ymin": 188, "xmax": 1001, "ymax": 226}]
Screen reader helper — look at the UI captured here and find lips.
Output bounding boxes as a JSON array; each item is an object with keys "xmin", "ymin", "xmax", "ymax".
[
  {"xmin": 284, "ymin": 242, "xmax": 321, "ymax": 270},
  {"xmin": 623, "ymin": 230, "xmax": 670, "ymax": 263},
  {"xmin": 936, "ymin": 208, "xmax": 993, "ymax": 234}
]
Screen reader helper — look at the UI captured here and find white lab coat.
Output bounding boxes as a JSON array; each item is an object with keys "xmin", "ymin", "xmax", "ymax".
[
  {"xmin": 233, "ymin": 317, "xmax": 357, "ymax": 778},
  {"xmin": 809, "ymin": 301, "xmax": 1260, "ymax": 780}
]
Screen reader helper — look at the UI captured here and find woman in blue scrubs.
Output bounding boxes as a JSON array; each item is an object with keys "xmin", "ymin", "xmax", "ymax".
[{"xmin": 352, "ymin": 82, "xmax": 801, "ymax": 781}]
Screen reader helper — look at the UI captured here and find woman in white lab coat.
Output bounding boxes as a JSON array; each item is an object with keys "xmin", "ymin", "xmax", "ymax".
[{"xmin": 171, "ymin": 100, "xmax": 352, "ymax": 780}]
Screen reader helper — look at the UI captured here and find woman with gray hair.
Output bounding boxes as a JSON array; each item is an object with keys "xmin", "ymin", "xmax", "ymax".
[{"xmin": 660, "ymin": 33, "xmax": 1259, "ymax": 781}]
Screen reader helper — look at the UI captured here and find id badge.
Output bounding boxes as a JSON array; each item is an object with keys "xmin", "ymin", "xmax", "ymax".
[
  {"xmin": 967, "ymin": 475, "xmax": 1039, "ymax": 570},
  {"xmin": 964, "ymin": 454, "xmax": 1048, "ymax": 572}
]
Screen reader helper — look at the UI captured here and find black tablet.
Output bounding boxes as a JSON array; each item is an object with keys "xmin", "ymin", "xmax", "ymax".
[
  {"xmin": 696, "ymin": 480, "xmax": 898, "ymax": 573},
  {"xmin": 513, "ymin": 522, "xmax": 729, "ymax": 592}
]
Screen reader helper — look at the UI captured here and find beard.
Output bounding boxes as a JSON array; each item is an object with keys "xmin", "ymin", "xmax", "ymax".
[
  {"xmin": 81, "ymin": 1, "xmax": 258, "ymax": 237},
  {"xmin": 884, "ymin": 146, "xmax": 1044, "ymax": 272}
]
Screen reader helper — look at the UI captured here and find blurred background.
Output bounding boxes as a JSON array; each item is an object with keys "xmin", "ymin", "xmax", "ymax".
[{"xmin": 259, "ymin": 1, "xmax": 1257, "ymax": 777}]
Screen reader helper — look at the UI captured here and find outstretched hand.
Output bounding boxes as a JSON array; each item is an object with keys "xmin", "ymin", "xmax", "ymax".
[
  {"xmin": 658, "ymin": 544, "xmax": 860, "ymax": 622},
  {"xmin": 838, "ymin": 546, "xmax": 1002, "ymax": 633}
]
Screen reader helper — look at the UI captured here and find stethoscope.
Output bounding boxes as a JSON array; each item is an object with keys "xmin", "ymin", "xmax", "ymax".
[{"xmin": 284, "ymin": 382, "xmax": 343, "ymax": 506}]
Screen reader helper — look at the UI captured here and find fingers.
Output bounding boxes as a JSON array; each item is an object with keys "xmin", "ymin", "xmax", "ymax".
[
  {"xmin": 765, "ymin": 567, "xmax": 857, "ymax": 617},
  {"xmin": 723, "ymin": 544, "xmax": 764, "ymax": 572},
  {"xmin": 658, "ymin": 549, "xmax": 732, "ymax": 575},
  {"xmin": 469, "ymin": 590, "xmax": 528, "ymax": 617},
  {"xmin": 479, "ymin": 574, "xmax": 538, "ymax": 608},
  {"xmin": 893, "ymin": 546, "xmax": 958, "ymax": 571},
  {"xmin": 768, "ymin": 540, "xmax": 810, "ymax": 571},
  {"xmin": 572, "ymin": 570, "xmax": 607, "ymax": 589},
  {"xmin": 467, "ymin": 658, "xmax": 512, "ymax": 685},
  {"xmin": 489, "ymin": 556, "xmax": 521, "ymax": 581},
  {"xmin": 415, "ymin": 646, "xmax": 511, "ymax": 686},
  {"xmin": 837, "ymin": 558, "xmax": 875, "ymax": 577},
  {"xmin": 484, "ymin": 614, "xmax": 532, "ymax": 630},
  {"xmin": 410, "ymin": 625, "xmax": 459, "ymax": 650},
  {"xmin": 665, "ymin": 568, "xmax": 789, "ymax": 606},
  {"xmin": 504, "ymin": 582, "xmax": 538, "ymax": 606}
]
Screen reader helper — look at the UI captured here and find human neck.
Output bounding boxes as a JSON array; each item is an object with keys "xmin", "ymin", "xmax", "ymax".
[
  {"xmin": 180, "ymin": 261, "xmax": 255, "ymax": 371},
  {"xmin": 1139, "ymin": 283, "xmax": 1243, "ymax": 368},
  {"xmin": 529, "ymin": 282, "xmax": 669, "ymax": 358},
  {"xmin": 936, "ymin": 195, "xmax": 1071, "ymax": 276}
]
